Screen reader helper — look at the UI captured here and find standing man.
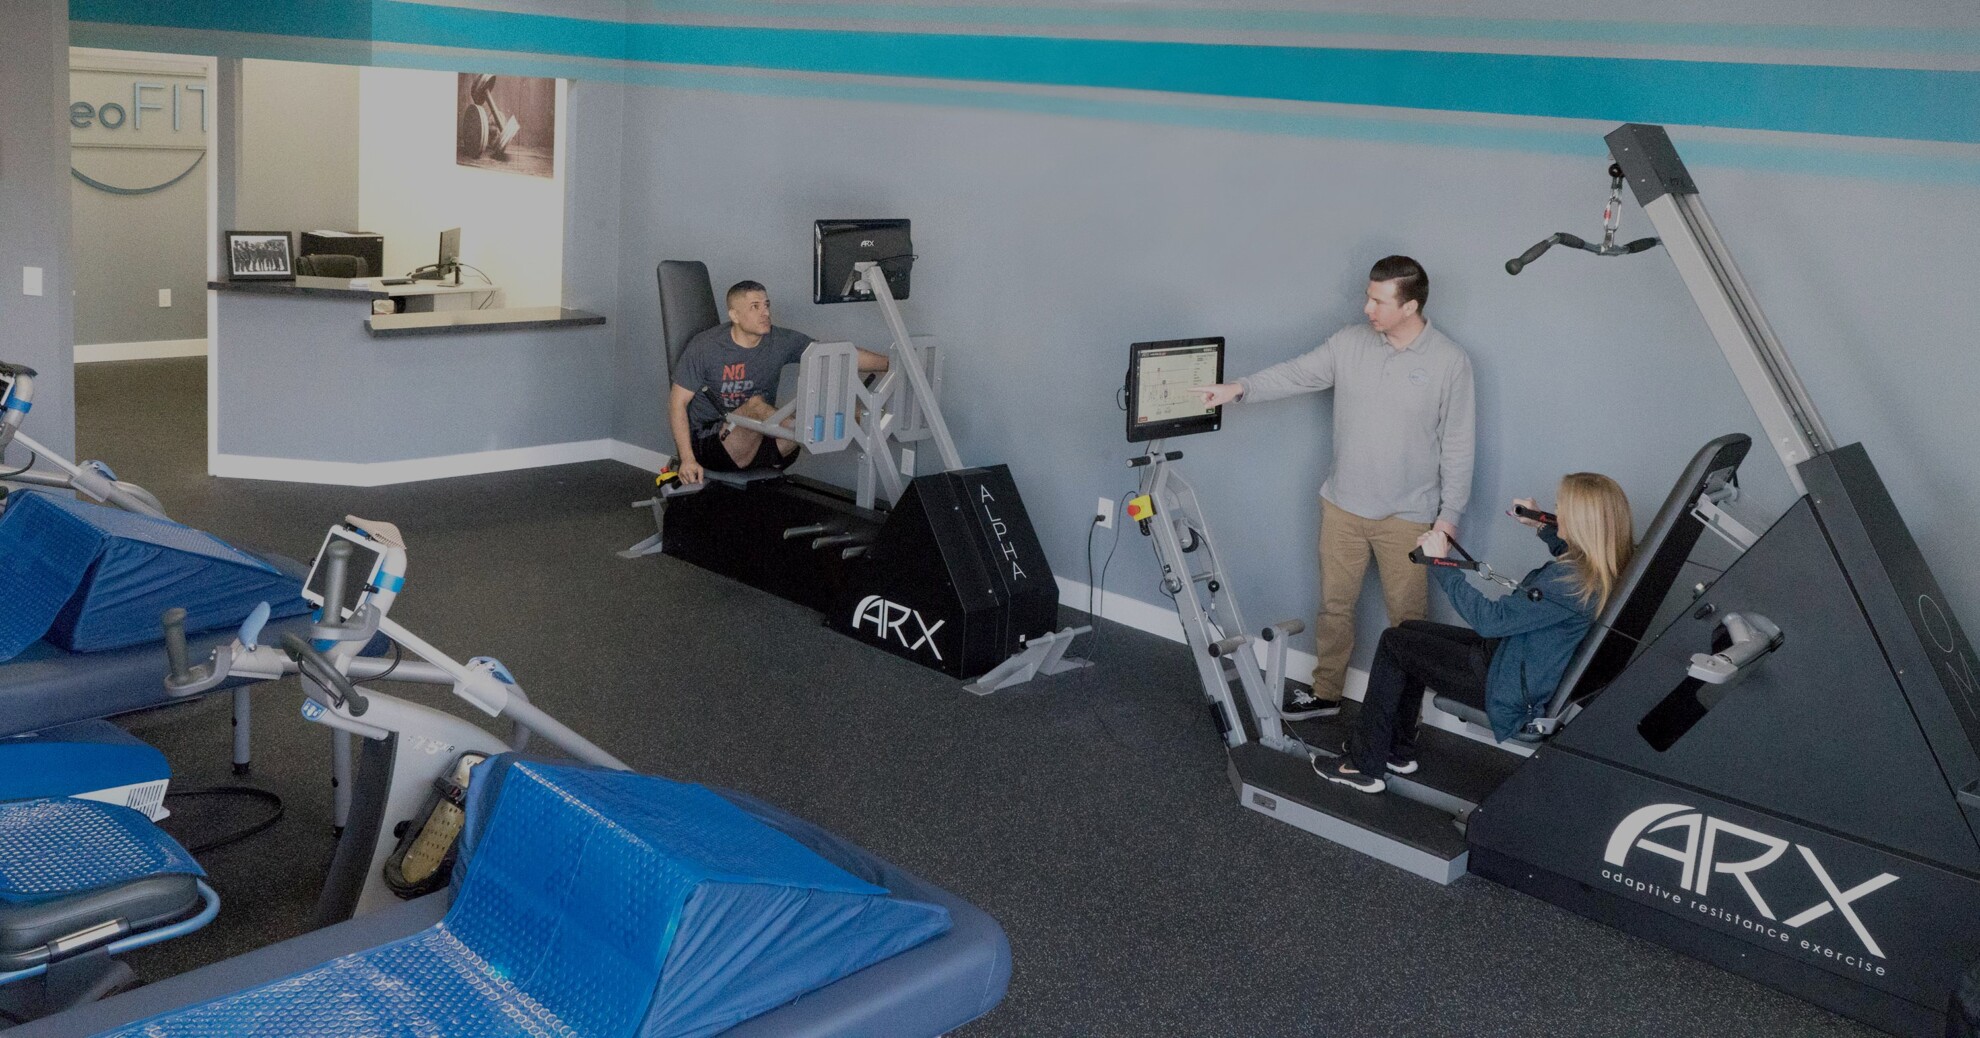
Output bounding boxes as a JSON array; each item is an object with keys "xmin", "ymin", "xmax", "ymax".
[
  {"xmin": 670, "ymin": 280, "xmax": 888, "ymax": 484},
  {"xmin": 1195, "ymin": 256, "xmax": 1475, "ymax": 719}
]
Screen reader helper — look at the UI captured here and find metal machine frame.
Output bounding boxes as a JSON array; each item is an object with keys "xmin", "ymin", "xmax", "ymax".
[{"xmin": 166, "ymin": 516, "xmax": 629, "ymax": 921}]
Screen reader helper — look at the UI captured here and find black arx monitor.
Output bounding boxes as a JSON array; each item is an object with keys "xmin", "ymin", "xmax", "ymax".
[
  {"xmin": 815, "ymin": 219, "xmax": 911, "ymax": 304},
  {"xmin": 1127, "ymin": 338, "xmax": 1224, "ymax": 443}
]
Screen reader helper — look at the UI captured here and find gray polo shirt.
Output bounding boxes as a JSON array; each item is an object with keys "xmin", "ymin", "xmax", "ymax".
[{"xmin": 1237, "ymin": 320, "xmax": 1475, "ymax": 526}]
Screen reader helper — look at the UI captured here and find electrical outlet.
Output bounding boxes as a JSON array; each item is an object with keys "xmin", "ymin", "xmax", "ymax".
[
  {"xmin": 1095, "ymin": 496, "xmax": 1113, "ymax": 529},
  {"xmin": 157, "ymin": 288, "xmax": 172, "ymax": 308}
]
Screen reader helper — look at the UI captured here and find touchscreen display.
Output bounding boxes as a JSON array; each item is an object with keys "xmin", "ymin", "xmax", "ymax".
[{"xmin": 305, "ymin": 532, "xmax": 384, "ymax": 619}]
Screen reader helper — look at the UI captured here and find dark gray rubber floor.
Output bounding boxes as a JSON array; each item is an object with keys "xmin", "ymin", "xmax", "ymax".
[{"xmin": 73, "ymin": 358, "xmax": 1876, "ymax": 1037}]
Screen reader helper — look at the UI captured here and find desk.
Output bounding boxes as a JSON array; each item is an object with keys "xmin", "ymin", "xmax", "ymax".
[
  {"xmin": 209, "ymin": 276, "xmax": 496, "ymax": 313},
  {"xmin": 363, "ymin": 279, "xmax": 498, "ymax": 313},
  {"xmin": 204, "ymin": 278, "xmax": 612, "ymax": 475}
]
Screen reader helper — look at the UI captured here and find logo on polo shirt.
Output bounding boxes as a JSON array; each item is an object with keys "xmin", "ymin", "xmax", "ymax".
[{"xmin": 1409, "ymin": 367, "xmax": 1429, "ymax": 386}]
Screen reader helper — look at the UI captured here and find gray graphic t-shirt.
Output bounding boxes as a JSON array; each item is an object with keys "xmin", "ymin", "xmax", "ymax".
[{"xmin": 673, "ymin": 324, "xmax": 814, "ymax": 432}]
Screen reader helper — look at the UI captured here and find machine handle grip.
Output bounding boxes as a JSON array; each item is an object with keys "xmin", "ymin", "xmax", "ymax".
[
  {"xmin": 1506, "ymin": 235, "xmax": 1562, "ymax": 275},
  {"xmin": 1622, "ymin": 236, "xmax": 1660, "ymax": 254},
  {"xmin": 1207, "ymin": 634, "xmax": 1247, "ymax": 658},
  {"xmin": 1129, "ymin": 451, "xmax": 1183, "ymax": 468},
  {"xmin": 1408, "ymin": 545, "xmax": 1479, "ymax": 570},
  {"xmin": 281, "ymin": 631, "xmax": 369, "ymax": 716},
  {"xmin": 318, "ymin": 541, "xmax": 352, "ymax": 621},
  {"xmin": 1512, "ymin": 505, "xmax": 1558, "ymax": 525},
  {"xmin": 1260, "ymin": 620, "xmax": 1306, "ymax": 641},
  {"xmin": 162, "ymin": 607, "xmax": 192, "ymax": 685}
]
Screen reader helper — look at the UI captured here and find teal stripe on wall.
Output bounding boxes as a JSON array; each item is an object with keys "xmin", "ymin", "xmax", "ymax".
[
  {"xmin": 625, "ymin": 2, "xmax": 1980, "ymax": 56},
  {"xmin": 70, "ymin": 0, "xmax": 376, "ymax": 41},
  {"xmin": 614, "ymin": 25, "xmax": 1980, "ymax": 144},
  {"xmin": 68, "ymin": 0, "xmax": 1980, "ymax": 146}
]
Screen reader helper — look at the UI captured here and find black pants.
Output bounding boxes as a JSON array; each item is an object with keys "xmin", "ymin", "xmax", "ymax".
[
  {"xmin": 1351, "ymin": 621, "xmax": 1495, "ymax": 776},
  {"xmin": 694, "ymin": 427, "xmax": 795, "ymax": 473}
]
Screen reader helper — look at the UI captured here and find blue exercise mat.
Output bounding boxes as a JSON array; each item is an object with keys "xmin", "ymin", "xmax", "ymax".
[
  {"xmin": 0, "ymin": 798, "xmax": 201, "ymax": 905},
  {"xmin": 0, "ymin": 491, "xmax": 308, "ymax": 660},
  {"xmin": 94, "ymin": 761, "xmax": 952, "ymax": 1038}
]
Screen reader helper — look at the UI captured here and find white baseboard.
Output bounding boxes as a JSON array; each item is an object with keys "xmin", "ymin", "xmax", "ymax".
[
  {"xmin": 75, "ymin": 338, "xmax": 207, "ymax": 363},
  {"xmin": 608, "ymin": 440, "xmax": 672, "ymax": 473},
  {"xmin": 1053, "ymin": 574, "xmax": 1521, "ymax": 751},
  {"xmin": 211, "ymin": 437, "xmax": 680, "ymax": 488}
]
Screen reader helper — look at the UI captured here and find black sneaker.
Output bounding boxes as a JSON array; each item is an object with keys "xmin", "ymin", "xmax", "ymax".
[
  {"xmin": 1340, "ymin": 739, "xmax": 1418, "ymax": 775},
  {"xmin": 1281, "ymin": 686, "xmax": 1341, "ymax": 720},
  {"xmin": 1314, "ymin": 754, "xmax": 1385, "ymax": 793}
]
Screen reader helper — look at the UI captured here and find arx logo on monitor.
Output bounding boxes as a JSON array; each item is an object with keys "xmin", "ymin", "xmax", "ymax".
[
  {"xmin": 850, "ymin": 595, "xmax": 945, "ymax": 660},
  {"xmin": 1605, "ymin": 804, "xmax": 1899, "ymax": 957}
]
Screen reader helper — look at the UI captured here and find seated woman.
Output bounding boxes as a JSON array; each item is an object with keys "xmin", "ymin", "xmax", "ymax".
[{"xmin": 1319, "ymin": 472, "xmax": 1635, "ymax": 793}]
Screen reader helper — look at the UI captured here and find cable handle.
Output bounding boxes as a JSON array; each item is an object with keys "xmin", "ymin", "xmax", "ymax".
[
  {"xmin": 281, "ymin": 631, "xmax": 369, "ymax": 716},
  {"xmin": 1408, "ymin": 536, "xmax": 1480, "ymax": 570},
  {"xmin": 1128, "ymin": 450, "xmax": 1183, "ymax": 468}
]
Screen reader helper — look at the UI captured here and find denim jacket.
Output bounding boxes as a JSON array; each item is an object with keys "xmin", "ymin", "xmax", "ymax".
[{"xmin": 1429, "ymin": 526, "xmax": 1594, "ymax": 740}]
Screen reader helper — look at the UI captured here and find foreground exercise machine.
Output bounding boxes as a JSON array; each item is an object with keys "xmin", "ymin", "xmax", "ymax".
[
  {"xmin": 627, "ymin": 222, "xmax": 1086, "ymax": 692},
  {"xmin": 1137, "ymin": 125, "xmax": 1980, "ymax": 1036},
  {"xmin": 1465, "ymin": 123, "xmax": 1980, "ymax": 1038},
  {"xmin": 160, "ymin": 515, "xmax": 629, "ymax": 922},
  {"xmin": 6, "ymin": 519, "xmax": 1011, "ymax": 1036}
]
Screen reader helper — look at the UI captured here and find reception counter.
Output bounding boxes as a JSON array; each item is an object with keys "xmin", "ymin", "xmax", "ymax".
[{"xmin": 206, "ymin": 277, "xmax": 615, "ymax": 484}]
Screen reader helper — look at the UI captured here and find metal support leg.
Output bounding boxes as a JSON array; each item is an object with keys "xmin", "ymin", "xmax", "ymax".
[
  {"xmin": 231, "ymin": 687, "xmax": 252, "ymax": 776},
  {"xmin": 618, "ymin": 496, "xmax": 668, "ymax": 558},
  {"xmin": 962, "ymin": 626, "xmax": 1093, "ymax": 695},
  {"xmin": 331, "ymin": 729, "xmax": 352, "ymax": 832}
]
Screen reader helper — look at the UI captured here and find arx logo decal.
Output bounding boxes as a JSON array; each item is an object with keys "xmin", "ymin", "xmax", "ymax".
[
  {"xmin": 851, "ymin": 595, "xmax": 945, "ymax": 659},
  {"xmin": 1605, "ymin": 804, "xmax": 1898, "ymax": 959}
]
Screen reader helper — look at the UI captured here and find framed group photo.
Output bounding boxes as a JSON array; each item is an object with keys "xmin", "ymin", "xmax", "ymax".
[{"xmin": 225, "ymin": 230, "xmax": 294, "ymax": 281}]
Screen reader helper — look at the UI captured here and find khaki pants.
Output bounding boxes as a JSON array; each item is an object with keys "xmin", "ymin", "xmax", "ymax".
[{"xmin": 1312, "ymin": 499, "xmax": 1431, "ymax": 701}]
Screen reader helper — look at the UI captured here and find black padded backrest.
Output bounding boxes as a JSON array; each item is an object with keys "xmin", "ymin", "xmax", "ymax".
[
  {"xmin": 296, "ymin": 253, "xmax": 368, "ymax": 278},
  {"xmin": 657, "ymin": 260, "xmax": 720, "ymax": 380},
  {"xmin": 1545, "ymin": 433, "xmax": 1753, "ymax": 715}
]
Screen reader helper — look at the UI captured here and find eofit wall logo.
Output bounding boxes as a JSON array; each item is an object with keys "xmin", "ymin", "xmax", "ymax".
[
  {"xmin": 1602, "ymin": 803, "xmax": 1900, "ymax": 975},
  {"xmin": 851, "ymin": 595, "xmax": 945, "ymax": 660}
]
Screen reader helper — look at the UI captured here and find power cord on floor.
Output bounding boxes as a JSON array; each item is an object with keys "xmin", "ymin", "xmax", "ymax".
[
  {"xmin": 164, "ymin": 786, "xmax": 284, "ymax": 855},
  {"xmin": 1078, "ymin": 486, "xmax": 1225, "ymax": 764}
]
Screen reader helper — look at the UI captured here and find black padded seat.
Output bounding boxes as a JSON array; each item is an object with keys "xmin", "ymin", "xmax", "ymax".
[
  {"xmin": 656, "ymin": 260, "xmax": 720, "ymax": 381},
  {"xmin": 0, "ymin": 875, "xmax": 201, "ymax": 973},
  {"xmin": 1433, "ymin": 433, "xmax": 1754, "ymax": 740}
]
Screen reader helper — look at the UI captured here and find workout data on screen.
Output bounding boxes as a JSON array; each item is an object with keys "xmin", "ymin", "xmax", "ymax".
[{"xmin": 1135, "ymin": 347, "xmax": 1220, "ymax": 427}]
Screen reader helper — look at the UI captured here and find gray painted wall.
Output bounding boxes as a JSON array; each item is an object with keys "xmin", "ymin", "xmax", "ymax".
[
  {"xmin": 610, "ymin": 87, "xmax": 1980, "ymax": 672},
  {"xmin": 70, "ymin": 147, "xmax": 208, "ymax": 346},
  {"xmin": 0, "ymin": 0, "xmax": 76, "ymax": 458},
  {"xmin": 235, "ymin": 60, "xmax": 360, "ymax": 247},
  {"xmin": 68, "ymin": 56, "xmax": 358, "ymax": 348}
]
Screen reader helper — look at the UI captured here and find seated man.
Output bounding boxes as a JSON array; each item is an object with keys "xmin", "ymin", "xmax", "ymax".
[{"xmin": 670, "ymin": 280, "xmax": 889, "ymax": 484}]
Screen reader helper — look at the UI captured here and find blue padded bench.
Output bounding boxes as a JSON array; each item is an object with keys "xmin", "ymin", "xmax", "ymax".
[{"xmin": 16, "ymin": 760, "xmax": 1010, "ymax": 1038}]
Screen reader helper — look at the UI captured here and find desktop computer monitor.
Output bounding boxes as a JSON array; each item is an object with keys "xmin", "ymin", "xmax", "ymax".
[
  {"xmin": 814, "ymin": 219, "xmax": 911, "ymax": 304},
  {"xmin": 438, "ymin": 227, "xmax": 461, "ymax": 278},
  {"xmin": 1126, "ymin": 337, "xmax": 1224, "ymax": 443}
]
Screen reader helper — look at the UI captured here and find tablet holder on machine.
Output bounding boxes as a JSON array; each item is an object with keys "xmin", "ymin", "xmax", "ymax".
[{"xmin": 627, "ymin": 222, "xmax": 1087, "ymax": 693}]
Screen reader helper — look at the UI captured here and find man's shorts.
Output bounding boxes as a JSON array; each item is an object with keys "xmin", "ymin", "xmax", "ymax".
[{"xmin": 694, "ymin": 427, "xmax": 796, "ymax": 473}]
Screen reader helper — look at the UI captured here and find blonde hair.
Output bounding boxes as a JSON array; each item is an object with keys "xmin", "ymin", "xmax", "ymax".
[{"xmin": 1554, "ymin": 472, "xmax": 1634, "ymax": 613}]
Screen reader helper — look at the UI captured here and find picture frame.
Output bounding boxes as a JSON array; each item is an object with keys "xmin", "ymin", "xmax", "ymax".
[{"xmin": 224, "ymin": 230, "xmax": 295, "ymax": 281}]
